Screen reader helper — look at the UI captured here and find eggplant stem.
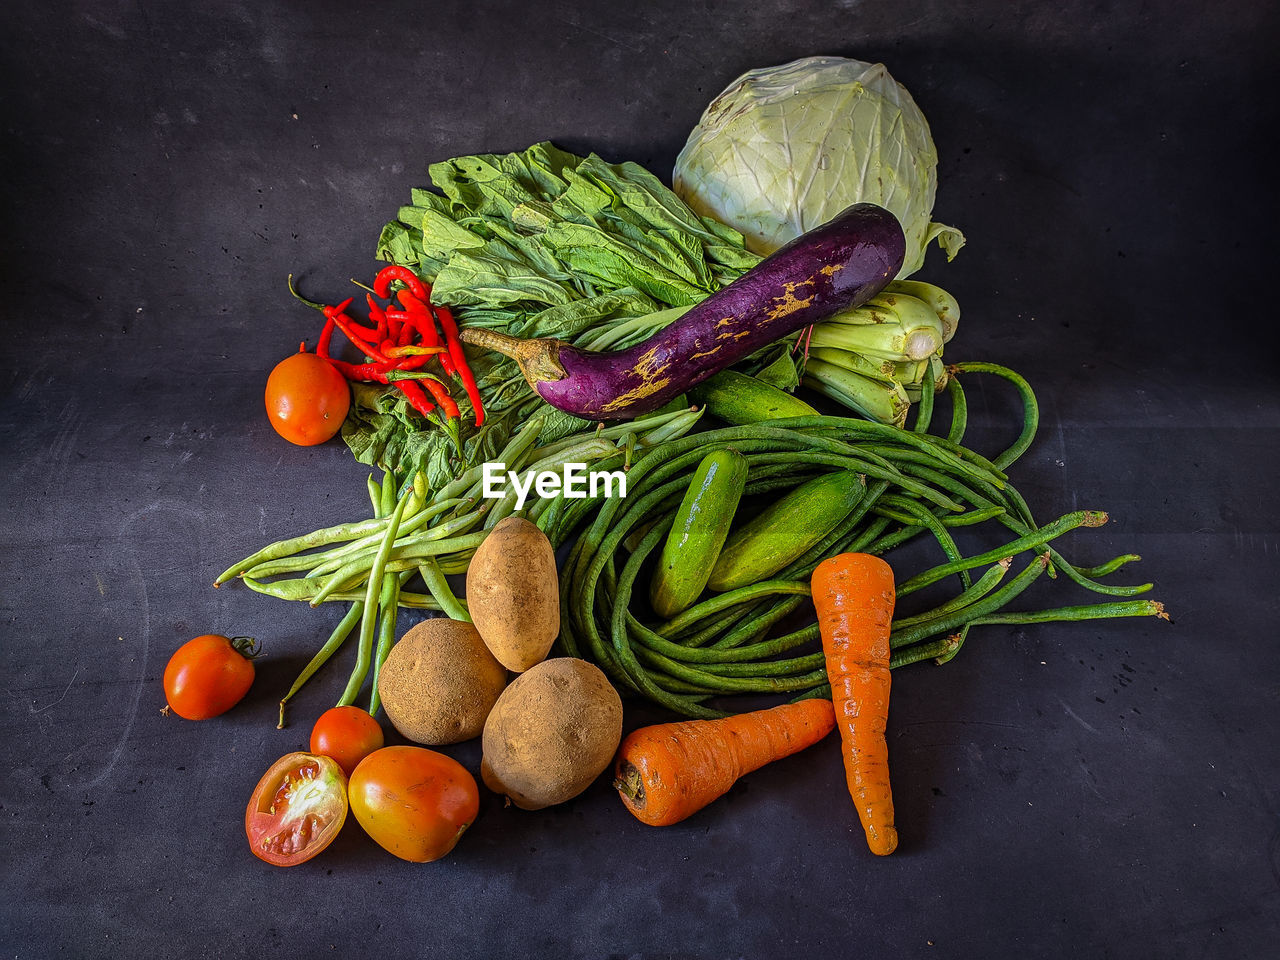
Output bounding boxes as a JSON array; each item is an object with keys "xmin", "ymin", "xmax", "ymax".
[{"xmin": 459, "ymin": 328, "xmax": 568, "ymax": 385}]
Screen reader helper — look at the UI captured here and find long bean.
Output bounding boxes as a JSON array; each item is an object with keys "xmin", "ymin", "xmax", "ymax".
[
  {"xmin": 244, "ymin": 497, "xmax": 467, "ymax": 580},
  {"xmin": 946, "ymin": 375, "xmax": 968, "ymax": 445},
  {"xmin": 969, "ymin": 599, "xmax": 1169, "ymax": 626},
  {"xmin": 337, "ymin": 485, "xmax": 410, "ymax": 707},
  {"xmin": 911, "ymin": 359, "xmax": 937, "ymax": 434},
  {"xmin": 951, "ymin": 361, "xmax": 1038, "ymax": 470},
  {"xmin": 892, "ymin": 559, "xmax": 1011, "ymax": 630},
  {"xmin": 895, "ymin": 510, "xmax": 1107, "ymax": 597},
  {"xmin": 890, "ymin": 553, "xmax": 1050, "ymax": 649},
  {"xmin": 367, "ymin": 574, "xmax": 401, "ymax": 716},
  {"xmin": 276, "ymin": 601, "xmax": 363, "ymax": 729},
  {"xmin": 874, "ymin": 493, "xmax": 972, "ymax": 592},
  {"xmin": 417, "ymin": 559, "xmax": 470, "ymax": 621},
  {"xmin": 607, "ymin": 517, "xmax": 724, "ymax": 717}
]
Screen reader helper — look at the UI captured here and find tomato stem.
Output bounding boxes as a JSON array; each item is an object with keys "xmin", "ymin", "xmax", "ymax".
[{"xmin": 230, "ymin": 635, "xmax": 261, "ymax": 660}]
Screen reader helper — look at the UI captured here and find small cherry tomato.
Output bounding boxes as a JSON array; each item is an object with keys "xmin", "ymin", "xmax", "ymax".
[
  {"xmin": 310, "ymin": 706, "xmax": 385, "ymax": 776},
  {"xmin": 349, "ymin": 746, "xmax": 479, "ymax": 863},
  {"xmin": 245, "ymin": 752, "xmax": 348, "ymax": 867},
  {"xmin": 163, "ymin": 634, "xmax": 257, "ymax": 720},
  {"xmin": 264, "ymin": 347, "xmax": 350, "ymax": 446}
]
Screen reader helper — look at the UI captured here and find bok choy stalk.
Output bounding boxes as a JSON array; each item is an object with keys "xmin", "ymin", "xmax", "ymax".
[{"xmin": 797, "ymin": 280, "xmax": 958, "ymax": 426}]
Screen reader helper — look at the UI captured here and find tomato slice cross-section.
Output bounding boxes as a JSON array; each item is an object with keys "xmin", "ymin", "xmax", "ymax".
[{"xmin": 245, "ymin": 752, "xmax": 348, "ymax": 867}]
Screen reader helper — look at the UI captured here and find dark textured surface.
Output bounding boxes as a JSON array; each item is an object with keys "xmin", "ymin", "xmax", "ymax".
[{"xmin": 2, "ymin": 2, "xmax": 1278, "ymax": 958}]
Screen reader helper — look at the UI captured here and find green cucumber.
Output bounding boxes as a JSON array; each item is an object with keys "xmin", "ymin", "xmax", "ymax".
[
  {"xmin": 707, "ymin": 469, "xmax": 866, "ymax": 592},
  {"xmin": 649, "ymin": 448, "xmax": 749, "ymax": 618},
  {"xmin": 688, "ymin": 370, "xmax": 818, "ymax": 425}
]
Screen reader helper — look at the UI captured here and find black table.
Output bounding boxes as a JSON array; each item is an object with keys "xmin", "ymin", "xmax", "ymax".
[{"xmin": 4, "ymin": 2, "xmax": 1278, "ymax": 957}]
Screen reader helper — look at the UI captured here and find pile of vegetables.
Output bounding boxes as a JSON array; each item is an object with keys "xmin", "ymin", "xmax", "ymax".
[
  {"xmin": 558, "ymin": 383, "xmax": 1163, "ymax": 719},
  {"xmin": 168, "ymin": 55, "xmax": 1168, "ymax": 866}
]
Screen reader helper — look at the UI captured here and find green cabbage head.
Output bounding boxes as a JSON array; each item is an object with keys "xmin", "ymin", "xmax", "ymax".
[{"xmin": 674, "ymin": 56, "xmax": 964, "ymax": 278}]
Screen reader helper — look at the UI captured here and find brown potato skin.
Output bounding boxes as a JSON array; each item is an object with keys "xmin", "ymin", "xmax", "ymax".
[
  {"xmin": 466, "ymin": 516, "xmax": 560, "ymax": 672},
  {"xmin": 377, "ymin": 619, "xmax": 507, "ymax": 745},
  {"xmin": 480, "ymin": 658, "xmax": 623, "ymax": 810}
]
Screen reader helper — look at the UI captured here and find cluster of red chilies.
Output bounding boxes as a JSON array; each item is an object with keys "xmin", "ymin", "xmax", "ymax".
[{"xmin": 311, "ymin": 265, "xmax": 485, "ymax": 435}]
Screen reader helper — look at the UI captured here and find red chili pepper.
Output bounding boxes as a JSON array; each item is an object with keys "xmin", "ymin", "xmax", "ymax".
[
  {"xmin": 326, "ymin": 358, "xmax": 387, "ymax": 382},
  {"xmin": 432, "ymin": 304, "xmax": 485, "ymax": 426},
  {"xmin": 391, "ymin": 379, "xmax": 438, "ymax": 419},
  {"xmin": 330, "ymin": 361, "xmax": 439, "ymax": 424},
  {"xmin": 325, "ymin": 303, "xmax": 388, "ymax": 363},
  {"xmin": 392, "ymin": 301, "xmax": 420, "ymax": 347},
  {"xmin": 396, "ymin": 316, "xmax": 414, "ymax": 347},
  {"xmin": 373, "ymin": 265, "xmax": 429, "ymax": 302},
  {"xmin": 415, "ymin": 374, "xmax": 461, "ymax": 420},
  {"xmin": 393, "ymin": 292, "xmax": 441, "ymax": 340},
  {"xmin": 387, "ymin": 308, "xmax": 442, "ymax": 349},
  {"xmin": 316, "ymin": 317, "xmax": 336, "ymax": 359},
  {"xmin": 395, "ymin": 289, "xmax": 420, "ymax": 311},
  {"xmin": 366, "ymin": 294, "xmax": 393, "ymax": 341}
]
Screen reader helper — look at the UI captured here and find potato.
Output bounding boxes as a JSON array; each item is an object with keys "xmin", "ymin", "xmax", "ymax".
[
  {"xmin": 480, "ymin": 658, "xmax": 623, "ymax": 810},
  {"xmin": 377, "ymin": 618, "xmax": 507, "ymax": 745},
  {"xmin": 466, "ymin": 516, "xmax": 559, "ymax": 672}
]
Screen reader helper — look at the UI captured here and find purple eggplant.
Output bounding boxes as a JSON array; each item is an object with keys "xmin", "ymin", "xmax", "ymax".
[{"xmin": 460, "ymin": 203, "xmax": 905, "ymax": 421}]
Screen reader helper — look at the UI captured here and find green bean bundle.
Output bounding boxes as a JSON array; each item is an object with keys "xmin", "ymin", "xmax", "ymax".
[{"xmin": 557, "ymin": 364, "xmax": 1167, "ymax": 719}]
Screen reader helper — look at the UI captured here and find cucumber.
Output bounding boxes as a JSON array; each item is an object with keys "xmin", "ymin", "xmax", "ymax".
[
  {"xmin": 689, "ymin": 370, "xmax": 818, "ymax": 425},
  {"xmin": 649, "ymin": 449, "xmax": 749, "ymax": 618},
  {"xmin": 707, "ymin": 469, "xmax": 865, "ymax": 592}
]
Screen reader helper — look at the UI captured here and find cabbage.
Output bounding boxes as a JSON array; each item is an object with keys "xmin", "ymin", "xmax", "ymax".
[{"xmin": 673, "ymin": 56, "xmax": 964, "ymax": 278}]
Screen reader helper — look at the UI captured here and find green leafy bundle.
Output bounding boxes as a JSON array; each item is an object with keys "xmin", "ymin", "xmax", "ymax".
[{"xmin": 346, "ymin": 142, "xmax": 776, "ymax": 489}]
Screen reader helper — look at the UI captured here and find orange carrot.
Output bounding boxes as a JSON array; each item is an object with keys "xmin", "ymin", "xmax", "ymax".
[
  {"xmin": 811, "ymin": 552, "xmax": 898, "ymax": 856},
  {"xmin": 613, "ymin": 699, "xmax": 836, "ymax": 826}
]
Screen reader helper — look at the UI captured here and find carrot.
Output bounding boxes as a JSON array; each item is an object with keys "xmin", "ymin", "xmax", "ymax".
[
  {"xmin": 613, "ymin": 699, "xmax": 836, "ymax": 826},
  {"xmin": 811, "ymin": 552, "xmax": 899, "ymax": 856}
]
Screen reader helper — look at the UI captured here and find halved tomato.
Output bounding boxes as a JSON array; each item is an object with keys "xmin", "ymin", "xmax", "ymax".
[{"xmin": 245, "ymin": 752, "xmax": 348, "ymax": 867}]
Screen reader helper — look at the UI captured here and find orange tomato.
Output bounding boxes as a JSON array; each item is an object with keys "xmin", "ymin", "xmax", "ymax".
[
  {"xmin": 163, "ymin": 634, "xmax": 257, "ymax": 720},
  {"xmin": 264, "ymin": 348, "xmax": 350, "ymax": 446},
  {"xmin": 349, "ymin": 746, "xmax": 479, "ymax": 863},
  {"xmin": 310, "ymin": 706, "xmax": 385, "ymax": 777}
]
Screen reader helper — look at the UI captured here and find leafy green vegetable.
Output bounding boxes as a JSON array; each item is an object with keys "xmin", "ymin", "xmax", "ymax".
[
  {"xmin": 672, "ymin": 56, "xmax": 965, "ymax": 278},
  {"xmin": 353, "ymin": 142, "xmax": 781, "ymax": 487}
]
